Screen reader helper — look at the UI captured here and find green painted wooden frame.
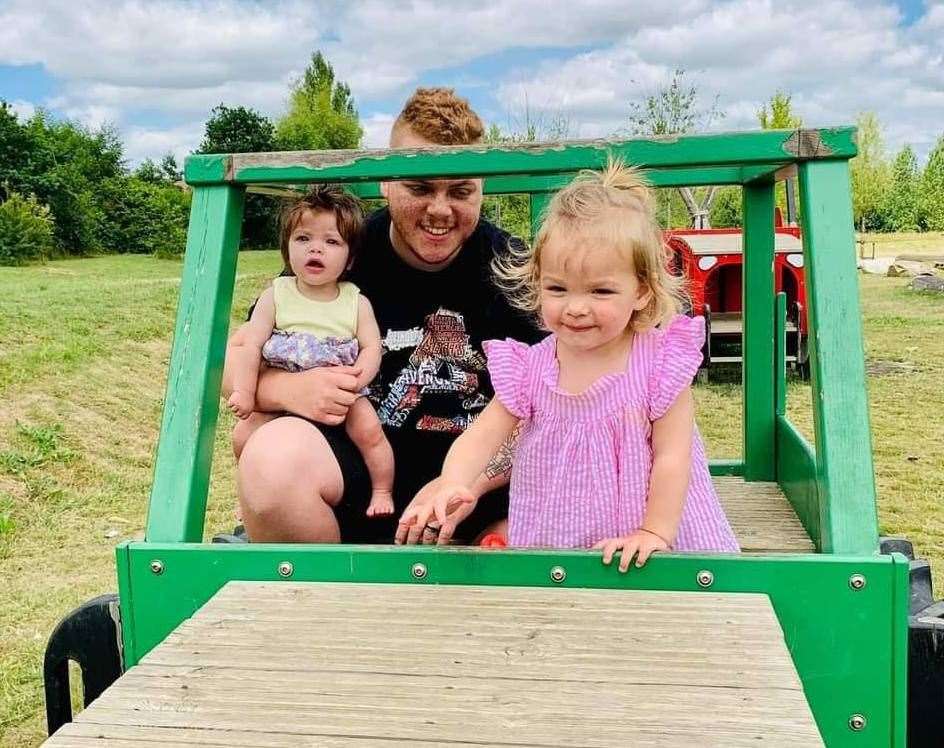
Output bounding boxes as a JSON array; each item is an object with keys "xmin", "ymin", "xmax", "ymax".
[
  {"xmin": 131, "ymin": 129, "xmax": 899, "ymax": 744},
  {"xmin": 116, "ymin": 543, "xmax": 908, "ymax": 747},
  {"xmin": 158, "ymin": 127, "xmax": 875, "ymax": 553}
]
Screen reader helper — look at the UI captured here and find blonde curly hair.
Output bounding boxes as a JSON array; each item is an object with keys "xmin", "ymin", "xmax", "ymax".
[{"xmin": 492, "ymin": 159, "xmax": 686, "ymax": 331}]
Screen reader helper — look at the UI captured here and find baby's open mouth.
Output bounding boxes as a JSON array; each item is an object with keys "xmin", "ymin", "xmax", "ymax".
[{"xmin": 306, "ymin": 258, "xmax": 325, "ymax": 269}]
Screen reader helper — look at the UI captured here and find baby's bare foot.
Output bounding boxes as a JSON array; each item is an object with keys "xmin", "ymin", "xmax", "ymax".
[{"xmin": 366, "ymin": 489, "xmax": 394, "ymax": 518}]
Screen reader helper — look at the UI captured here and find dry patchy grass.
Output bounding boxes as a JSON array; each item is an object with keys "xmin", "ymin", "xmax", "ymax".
[{"xmin": 0, "ymin": 244, "xmax": 941, "ymax": 745}]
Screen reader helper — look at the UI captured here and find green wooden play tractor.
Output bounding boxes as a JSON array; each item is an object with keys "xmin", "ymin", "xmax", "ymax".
[{"xmin": 42, "ymin": 128, "xmax": 944, "ymax": 747}]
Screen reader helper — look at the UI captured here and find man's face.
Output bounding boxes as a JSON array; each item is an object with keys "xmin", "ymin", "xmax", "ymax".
[{"xmin": 381, "ymin": 127, "xmax": 483, "ymax": 270}]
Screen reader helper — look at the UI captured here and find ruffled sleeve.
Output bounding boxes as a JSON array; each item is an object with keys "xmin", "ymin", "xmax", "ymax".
[
  {"xmin": 647, "ymin": 315, "xmax": 706, "ymax": 420},
  {"xmin": 483, "ymin": 338, "xmax": 533, "ymax": 420}
]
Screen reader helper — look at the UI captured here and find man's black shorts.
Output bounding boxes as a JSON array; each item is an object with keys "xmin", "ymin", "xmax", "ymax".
[{"xmin": 310, "ymin": 420, "xmax": 509, "ymax": 544}]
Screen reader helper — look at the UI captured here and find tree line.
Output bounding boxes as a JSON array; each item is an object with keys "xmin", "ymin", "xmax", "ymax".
[
  {"xmin": 0, "ymin": 52, "xmax": 361, "ymax": 265},
  {"xmin": 1, "ymin": 56, "xmax": 941, "ymax": 266}
]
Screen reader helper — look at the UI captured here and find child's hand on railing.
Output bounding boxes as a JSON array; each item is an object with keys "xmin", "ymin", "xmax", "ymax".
[{"xmin": 594, "ymin": 528, "xmax": 671, "ymax": 572}]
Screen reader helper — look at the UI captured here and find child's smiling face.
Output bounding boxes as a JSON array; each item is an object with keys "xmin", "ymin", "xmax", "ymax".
[
  {"xmin": 287, "ymin": 209, "xmax": 350, "ymax": 290},
  {"xmin": 539, "ymin": 231, "xmax": 652, "ymax": 353}
]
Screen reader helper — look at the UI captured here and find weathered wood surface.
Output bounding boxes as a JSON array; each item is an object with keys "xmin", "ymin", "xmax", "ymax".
[
  {"xmin": 184, "ymin": 128, "xmax": 857, "ymax": 186},
  {"xmin": 46, "ymin": 582, "xmax": 823, "ymax": 747},
  {"xmin": 714, "ymin": 476, "xmax": 815, "ymax": 552}
]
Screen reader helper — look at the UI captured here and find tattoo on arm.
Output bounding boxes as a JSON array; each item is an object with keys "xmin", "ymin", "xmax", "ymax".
[{"xmin": 484, "ymin": 423, "xmax": 522, "ymax": 480}]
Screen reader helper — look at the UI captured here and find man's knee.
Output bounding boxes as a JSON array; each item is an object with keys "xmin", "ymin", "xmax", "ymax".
[{"xmin": 238, "ymin": 418, "xmax": 344, "ymax": 509}]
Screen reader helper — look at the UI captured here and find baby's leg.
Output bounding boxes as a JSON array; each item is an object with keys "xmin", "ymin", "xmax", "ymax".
[
  {"xmin": 233, "ymin": 412, "xmax": 278, "ymax": 460},
  {"xmin": 345, "ymin": 397, "xmax": 394, "ymax": 517}
]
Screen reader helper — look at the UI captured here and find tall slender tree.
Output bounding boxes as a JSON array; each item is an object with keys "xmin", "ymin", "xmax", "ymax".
[
  {"xmin": 886, "ymin": 145, "xmax": 920, "ymax": 231},
  {"xmin": 275, "ymin": 52, "xmax": 363, "ymax": 150},
  {"xmin": 920, "ymin": 135, "xmax": 944, "ymax": 231},
  {"xmin": 849, "ymin": 112, "xmax": 891, "ymax": 231}
]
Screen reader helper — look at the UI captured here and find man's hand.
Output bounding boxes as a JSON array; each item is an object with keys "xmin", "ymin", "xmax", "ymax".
[
  {"xmin": 593, "ymin": 529, "xmax": 670, "ymax": 572},
  {"xmin": 258, "ymin": 365, "xmax": 362, "ymax": 425},
  {"xmin": 395, "ymin": 477, "xmax": 478, "ymax": 545}
]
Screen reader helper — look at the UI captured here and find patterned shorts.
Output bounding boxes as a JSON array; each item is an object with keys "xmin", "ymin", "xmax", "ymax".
[{"xmin": 262, "ymin": 330, "xmax": 360, "ymax": 372}]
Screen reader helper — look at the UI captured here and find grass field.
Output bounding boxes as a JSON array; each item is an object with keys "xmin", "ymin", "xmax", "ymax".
[{"xmin": 1, "ymin": 236, "xmax": 943, "ymax": 745}]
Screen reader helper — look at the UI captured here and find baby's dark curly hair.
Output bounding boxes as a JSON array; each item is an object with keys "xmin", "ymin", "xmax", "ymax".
[{"xmin": 279, "ymin": 185, "xmax": 364, "ymax": 275}]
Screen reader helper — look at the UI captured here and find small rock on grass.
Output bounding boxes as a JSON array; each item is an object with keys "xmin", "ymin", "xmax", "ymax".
[{"xmin": 908, "ymin": 275, "xmax": 944, "ymax": 292}]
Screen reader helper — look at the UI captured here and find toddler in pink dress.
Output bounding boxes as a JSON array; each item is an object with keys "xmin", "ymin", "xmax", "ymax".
[{"xmin": 398, "ymin": 160, "xmax": 738, "ymax": 569}]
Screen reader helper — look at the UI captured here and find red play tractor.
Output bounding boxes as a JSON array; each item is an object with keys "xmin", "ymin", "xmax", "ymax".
[{"xmin": 667, "ymin": 217, "xmax": 809, "ymax": 380}]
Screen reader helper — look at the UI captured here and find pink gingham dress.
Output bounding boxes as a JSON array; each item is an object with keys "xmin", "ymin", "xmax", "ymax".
[{"xmin": 483, "ymin": 314, "xmax": 739, "ymax": 552}]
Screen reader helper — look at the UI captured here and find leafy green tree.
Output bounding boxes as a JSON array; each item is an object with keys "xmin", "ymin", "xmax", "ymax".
[
  {"xmin": 98, "ymin": 177, "xmax": 190, "ymax": 256},
  {"xmin": 160, "ymin": 154, "xmax": 182, "ymax": 182},
  {"xmin": 708, "ymin": 187, "xmax": 742, "ymax": 228},
  {"xmin": 199, "ymin": 104, "xmax": 275, "ymax": 154},
  {"xmin": 0, "ymin": 102, "xmax": 38, "ymax": 201},
  {"xmin": 849, "ymin": 112, "xmax": 891, "ymax": 231},
  {"xmin": 885, "ymin": 145, "xmax": 921, "ymax": 231},
  {"xmin": 6, "ymin": 112, "xmax": 124, "ymax": 254},
  {"xmin": 134, "ymin": 154, "xmax": 183, "ymax": 185},
  {"xmin": 920, "ymin": 136, "xmax": 944, "ymax": 231},
  {"xmin": 198, "ymin": 104, "xmax": 278, "ymax": 247},
  {"xmin": 0, "ymin": 191, "xmax": 55, "ymax": 265},
  {"xmin": 274, "ymin": 52, "xmax": 363, "ymax": 150},
  {"xmin": 627, "ymin": 69, "xmax": 724, "ymax": 228},
  {"xmin": 757, "ymin": 91, "xmax": 802, "ymax": 130},
  {"xmin": 134, "ymin": 158, "xmax": 165, "ymax": 184}
]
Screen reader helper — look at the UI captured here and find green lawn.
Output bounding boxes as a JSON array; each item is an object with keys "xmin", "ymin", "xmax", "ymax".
[{"xmin": 0, "ymin": 245, "xmax": 942, "ymax": 745}]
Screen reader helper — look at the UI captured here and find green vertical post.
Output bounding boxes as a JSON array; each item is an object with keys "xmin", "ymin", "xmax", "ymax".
[
  {"xmin": 146, "ymin": 185, "xmax": 245, "ymax": 543},
  {"xmin": 742, "ymin": 181, "xmax": 776, "ymax": 480},
  {"xmin": 530, "ymin": 193, "xmax": 551, "ymax": 239},
  {"xmin": 797, "ymin": 160, "xmax": 878, "ymax": 554}
]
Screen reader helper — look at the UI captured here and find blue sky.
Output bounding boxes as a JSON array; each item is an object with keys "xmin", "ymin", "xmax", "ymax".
[{"xmin": 1, "ymin": 0, "xmax": 941, "ymax": 166}]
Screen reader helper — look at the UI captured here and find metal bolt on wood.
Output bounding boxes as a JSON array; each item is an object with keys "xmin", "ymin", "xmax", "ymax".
[
  {"xmin": 550, "ymin": 566, "xmax": 567, "ymax": 583},
  {"xmin": 848, "ymin": 714, "xmax": 867, "ymax": 731},
  {"xmin": 149, "ymin": 560, "xmax": 164, "ymax": 575},
  {"xmin": 849, "ymin": 573, "xmax": 866, "ymax": 590},
  {"xmin": 277, "ymin": 562, "xmax": 294, "ymax": 578},
  {"xmin": 696, "ymin": 570, "xmax": 714, "ymax": 588},
  {"xmin": 411, "ymin": 562, "xmax": 428, "ymax": 580}
]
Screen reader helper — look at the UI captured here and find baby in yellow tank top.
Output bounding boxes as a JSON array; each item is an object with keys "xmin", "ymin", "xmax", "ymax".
[{"xmin": 225, "ymin": 186, "xmax": 394, "ymax": 518}]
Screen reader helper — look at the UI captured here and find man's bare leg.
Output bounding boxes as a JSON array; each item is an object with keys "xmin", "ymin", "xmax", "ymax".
[
  {"xmin": 345, "ymin": 397, "xmax": 394, "ymax": 517},
  {"xmin": 237, "ymin": 416, "xmax": 344, "ymax": 542}
]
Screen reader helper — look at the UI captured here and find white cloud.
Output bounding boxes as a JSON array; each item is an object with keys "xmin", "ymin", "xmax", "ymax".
[
  {"xmin": 122, "ymin": 121, "xmax": 205, "ymax": 167},
  {"xmin": 494, "ymin": 0, "xmax": 944, "ymax": 159},
  {"xmin": 362, "ymin": 112, "xmax": 395, "ymax": 148},
  {"xmin": 2, "ymin": 0, "xmax": 941, "ymax": 163}
]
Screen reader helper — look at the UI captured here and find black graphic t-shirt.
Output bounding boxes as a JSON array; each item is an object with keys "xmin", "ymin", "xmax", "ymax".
[{"xmin": 348, "ymin": 209, "xmax": 543, "ymax": 507}]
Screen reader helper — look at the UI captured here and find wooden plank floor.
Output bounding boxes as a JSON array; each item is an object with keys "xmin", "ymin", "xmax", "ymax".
[
  {"xmin": 713, "ymin": 476, "xmax": 815, "ymax": 553},
  {"xmin": 47, "ymin": 582, "xmax": 823, "ymax": 747}
]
